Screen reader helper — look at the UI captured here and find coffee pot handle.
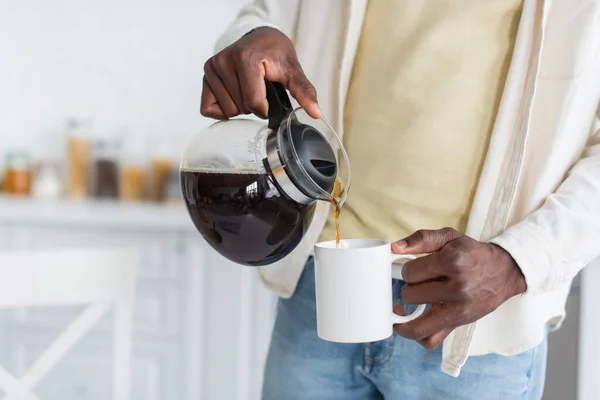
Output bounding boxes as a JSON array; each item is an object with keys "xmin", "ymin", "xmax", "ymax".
[{"xmin": 265, "ymin": 80, "xmax": 293, "ymax": 130}]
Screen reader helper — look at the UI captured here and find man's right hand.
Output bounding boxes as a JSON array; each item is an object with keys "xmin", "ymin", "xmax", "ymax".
[{"xmin": 201, "ymin": 27, "xmax": 320, "ymax": 120}]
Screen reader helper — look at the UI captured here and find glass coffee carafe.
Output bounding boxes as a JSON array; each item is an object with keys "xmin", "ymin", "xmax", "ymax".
[{"xmin": 180, "ymin": 81, "xmax": 351, "ymax": 266}]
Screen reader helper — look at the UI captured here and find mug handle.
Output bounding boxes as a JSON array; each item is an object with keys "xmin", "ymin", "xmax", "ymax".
[{"xmin": 390, "ymin": 254, "xmax": 426, "ymax": 324}]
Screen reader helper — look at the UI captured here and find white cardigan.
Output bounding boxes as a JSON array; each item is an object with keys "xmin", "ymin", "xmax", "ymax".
[{"xmin": 215, "ymin": 0, "xmax": 600, "ymax": 376}]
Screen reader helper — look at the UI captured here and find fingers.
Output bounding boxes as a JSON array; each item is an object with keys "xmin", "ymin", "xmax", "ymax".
[
  {"xmin": 233, "ymin": 51, "xmax": 268, "ymax": 118},
  {"xmin": 262, "ymin": 57, "xmax": 320, "ymax": 119},
  {"xmin": 418, "ymin": 327, "xmax": 454, "ymax": 350},
  {"xmin": 393, "ymin": 303, "xmax": 407, "ymax": 316},
  {"xmin": 205, "ymin": 52, "xmax": 319, "ymax": 120},
  {"xmin": 393, "ymin": 303, "xmax": 452, "ymax": 342},
  {"xmin": 393, "ymin": 228, "xmax": 463, "ymax": 254},
  {"xmin": 200, "ymin": 77, "xmax": 226, "ymax": 120},
  {"xmin": 284, "ymin": 62, "xmax": 320, "ymax": 119},
  {"xmin": 399, "ymin": 253, "xmax": 445, "ymax": 284},
  {"xmin": 203, "ymin": 59, "xmax": 240, "ymax": 118},
  {"xmin": 200, "ymin": 26, "xmax": 320, "ymax": 121},
  {"xmin": 401, "ymin": 280, "xmax": 463, "ymax": 304},
  {"xmin": 212, "ymin": 53, "xmax": 249, "ymax": 115},
  {"xmin": 393, "ymin": 303, "xmax": 454, "ymax": 350}
]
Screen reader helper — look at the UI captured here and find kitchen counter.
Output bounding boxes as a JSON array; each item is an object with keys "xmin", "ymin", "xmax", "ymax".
[{"xmin": 0, "ymin": 196, "xmax": 194, "ymax": 231}]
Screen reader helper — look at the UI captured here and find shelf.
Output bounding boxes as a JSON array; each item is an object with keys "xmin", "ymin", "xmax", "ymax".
[{"xmin": 0, "ymin": 196, "xmax": 194, "ymax": 231}]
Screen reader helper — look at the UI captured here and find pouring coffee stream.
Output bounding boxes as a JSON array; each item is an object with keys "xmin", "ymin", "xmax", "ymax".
[
  {"xmin": 330, "ymin": 176, "xmax": 344, "ymax": 247},
  {"xmin": 180, "ymin": 80, "xmax": 350, "ymax": 265}
]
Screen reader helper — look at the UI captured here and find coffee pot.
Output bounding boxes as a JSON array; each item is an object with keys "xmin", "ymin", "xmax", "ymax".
[{"xmin": 180, "ymin": 80, "xmax": 351, "ymax": 266}]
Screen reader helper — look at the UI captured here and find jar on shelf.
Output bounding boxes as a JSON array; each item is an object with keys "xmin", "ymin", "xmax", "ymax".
[
  {"xmin": 164, "ymin": 167, "xmax": 183, "ymax": 207},
  {"xmin": 120, "ymin": 164, "xmax": 145, "ymax": 201},
  {"xmin": 148, "ymin": 158, "xmax": 173, "ymax": 202},
  {"xmin": 119, "ymin": 132, "xmax": 146, "ymax": 202},
  {"xmin": 147, "ymin": 138, "xmax": 176, "ymax": 202},
  {"xmin": 33, "ymin": 160, "xmax": 62, "ymax": 199},
  {"xmin": 91, "ymin": 138, "xmax": 120, "ymax": 199},
  {"xmin": 4, "ymin": 151, "xmax": 32, "ymax": 196},
  {"xmin": 66, "ymin": 118, "xmax": 93, "ymax": 198}
]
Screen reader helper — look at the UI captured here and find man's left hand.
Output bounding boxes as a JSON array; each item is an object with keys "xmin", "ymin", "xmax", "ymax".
[{"xmin": 392, "ymin": 227, "xmax": 527, "ymax": 350}]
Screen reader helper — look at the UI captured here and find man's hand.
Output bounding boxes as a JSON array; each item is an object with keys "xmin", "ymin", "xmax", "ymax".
[
  {"xmin": 201, "ymin": 27, "xmax": 320, "ymax": 120},
  {"xmin": 392, "ymin": 227, "xmax": 527, "ymax": 350}
]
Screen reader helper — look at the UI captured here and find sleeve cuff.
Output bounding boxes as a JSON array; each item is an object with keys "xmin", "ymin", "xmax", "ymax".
[{"xmin": 489, "ymin": 220, "xmax": 560, "ymax": 295}]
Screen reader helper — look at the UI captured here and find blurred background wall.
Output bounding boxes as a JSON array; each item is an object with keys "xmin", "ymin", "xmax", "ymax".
[{"xmin": 0, "ymin": 0, "xmax": 243, "ymax": 159}]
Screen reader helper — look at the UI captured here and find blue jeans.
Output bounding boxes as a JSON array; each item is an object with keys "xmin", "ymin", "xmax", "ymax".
[{"xmin": 262, "ymin": 259, "xmax": 547, "ymax": 400}]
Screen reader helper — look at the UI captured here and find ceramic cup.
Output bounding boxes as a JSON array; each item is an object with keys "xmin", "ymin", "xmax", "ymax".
[{"xmin": 314, "ymin": 239, "xmax": 426, "ymax": 343}]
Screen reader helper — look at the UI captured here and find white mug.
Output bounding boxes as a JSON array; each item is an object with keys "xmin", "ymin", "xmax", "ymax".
[{"xmin": 314, "ymin": 239, "xmax": 426, "ymax": 343}]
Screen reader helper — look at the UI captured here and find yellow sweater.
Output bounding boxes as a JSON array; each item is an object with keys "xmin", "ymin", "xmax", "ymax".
[{"xmin": 320, "ymin": 0, "xmax": 523, "ymax": 243}]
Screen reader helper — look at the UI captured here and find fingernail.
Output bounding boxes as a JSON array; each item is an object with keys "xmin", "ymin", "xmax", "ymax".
[
  {"xmin": 395, "ymin": 240, "xmax": 407, "ymax": 249},
  {"xmin": 314, "ymin": 102, "xmax": 321, "ymax": 116}
]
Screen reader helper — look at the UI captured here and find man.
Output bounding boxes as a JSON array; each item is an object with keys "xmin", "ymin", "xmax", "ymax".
[{"xmin": 201, "ymin": 1, "xmax": 600, "ymax": 399}]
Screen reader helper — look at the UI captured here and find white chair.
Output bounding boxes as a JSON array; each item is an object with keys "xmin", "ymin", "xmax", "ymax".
[{"xmin": 0, "ymin": 249, "xmax": 139, "ymax": 400}]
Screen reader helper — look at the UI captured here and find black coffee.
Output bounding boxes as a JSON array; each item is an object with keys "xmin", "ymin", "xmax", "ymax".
[{"xmin": 181, "ymin": 169, "xmax": 315, "ymax": 266}]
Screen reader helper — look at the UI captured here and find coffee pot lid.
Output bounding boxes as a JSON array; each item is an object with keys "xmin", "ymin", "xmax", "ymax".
[{"xmin": 264, "ymin": 81, "xmax": 349, "ymax": 205}]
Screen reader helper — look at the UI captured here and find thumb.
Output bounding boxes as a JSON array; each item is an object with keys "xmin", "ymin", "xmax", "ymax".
[
  {"xmin": 392, "ymin": 228, "xmax": 462, "ymax": 254},
  {"xmin": 285, "ymin": 66, "xmax": 321, "ymax": 119}
]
